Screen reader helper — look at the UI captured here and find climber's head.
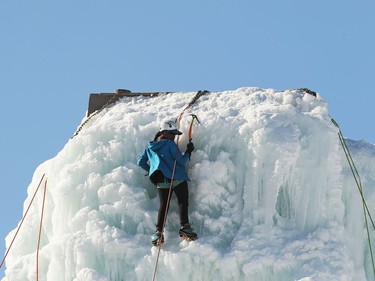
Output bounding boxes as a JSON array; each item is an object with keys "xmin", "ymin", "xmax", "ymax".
[
  {"xmin": 158, "ymin": 119, "xmax": 182, "ymax": 140},
  {"xmin": 159, "ymin": 119, "xmax": 182, "ymax": 135}
]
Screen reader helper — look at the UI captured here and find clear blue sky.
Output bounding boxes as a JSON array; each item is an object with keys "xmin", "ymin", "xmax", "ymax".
[{"xmin": 1, "ymin": 0, "xmax": 374, "ymax": 277}]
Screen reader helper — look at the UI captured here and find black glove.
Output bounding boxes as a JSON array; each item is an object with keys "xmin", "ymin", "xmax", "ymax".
[{"xmin": 186, "ymin": 142, "xmax": 194, "ymax": 154}]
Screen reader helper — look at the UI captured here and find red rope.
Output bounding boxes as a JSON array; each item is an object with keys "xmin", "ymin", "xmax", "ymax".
[
  {"xmin": 36, "ymin": 179, "xmax": 48, "ymax": 280},
  {"xmin": 152, "ymin": 115, "xmax": 183, "ymax": 281},
  {"xmin": 151, "ymin": 94, "xmax": 200, "ymax": 280},
  {"xmin": 151, "ymin": 155, "xmax": 178, "ymax": 281},
  {"xmin": 0, "ymin": 174, "xmax": 46, "ymax": 269},
  {"xmin": 151, "ymin": 91, "xmax": 207, "ymax": 280}
]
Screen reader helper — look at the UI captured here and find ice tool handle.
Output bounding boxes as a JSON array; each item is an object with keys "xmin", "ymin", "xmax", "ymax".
[
  {"xmin": 188, "ymin": 114, "xmax": 200, "ymax": 143},
  {"xmin": 187, "ymin": 114, "xmax": 200, "ymax": 161}
]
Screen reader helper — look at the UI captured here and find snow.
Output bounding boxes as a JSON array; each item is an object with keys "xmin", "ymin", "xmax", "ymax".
[{"xmin": 2, "ymin": 87, "xmax": 375, "ymax": 280}]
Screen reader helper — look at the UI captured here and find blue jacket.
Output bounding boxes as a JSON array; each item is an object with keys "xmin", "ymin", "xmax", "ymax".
[{"xmin": 137, "ymin": 139, "xmax": 190, "ymax": 182}]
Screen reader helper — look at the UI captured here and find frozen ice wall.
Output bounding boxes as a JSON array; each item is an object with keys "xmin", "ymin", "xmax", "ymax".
[{"xmin": 2, "ymin": 88, "xmax": 375, "ymax": 281}]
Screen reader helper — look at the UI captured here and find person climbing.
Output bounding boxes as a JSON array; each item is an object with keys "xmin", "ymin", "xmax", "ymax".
[{"xmin": 137, "ymin": 119, "xmax": 198, "ymax": 245}]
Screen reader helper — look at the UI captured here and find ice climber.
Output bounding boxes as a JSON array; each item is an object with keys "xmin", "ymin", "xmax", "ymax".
[{"xmin": 137, "ymin": 119, "xmax": 198, "ymax": 245}]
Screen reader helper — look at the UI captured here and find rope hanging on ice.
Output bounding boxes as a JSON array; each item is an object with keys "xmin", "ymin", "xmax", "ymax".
[
  {"xmin": 331, "ymin": 117, "xmax": 375, "ymax": 277},
  {"xmin": 0, "ymin": 174, "xmax": 48, "ymax": 281},
  {"xmin": 152, "ymin": 90, "xmax": 208, "ymax": 281}
]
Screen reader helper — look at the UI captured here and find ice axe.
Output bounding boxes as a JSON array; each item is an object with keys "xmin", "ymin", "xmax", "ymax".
[
  {"xmin": 188, "ymin": 114, "xmax": 200, "ymax": 143},
  {"xmin": 187, "ymin": 114, "xmax": 200, "ymax": 160}
]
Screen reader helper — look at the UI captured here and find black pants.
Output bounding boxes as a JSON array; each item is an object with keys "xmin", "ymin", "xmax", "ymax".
[{"xmin": 156, "ymin": 181, "xmax": 189, "ymax": 231}]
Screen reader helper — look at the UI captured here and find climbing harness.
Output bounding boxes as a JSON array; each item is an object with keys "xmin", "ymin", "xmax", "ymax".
[
  {"xmin": 0, "ymin": 174, "xmax": 48, "ymax": 281},
  {"xmin": 332, "ymin": 118, "xmax": 375, "ymax": 277},
  {"xmin": 152, "ymin": 90, "xmax": 208, "ymax": 281}
]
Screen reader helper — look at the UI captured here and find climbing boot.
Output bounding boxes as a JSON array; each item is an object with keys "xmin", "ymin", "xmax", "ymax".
[
  {"xmin": 179, "ymin": 224, "xmax": 198, "ymax": 241},
  {"xmin": 151, "ymin": 230, "xmax": 164, "ymax": 246}
]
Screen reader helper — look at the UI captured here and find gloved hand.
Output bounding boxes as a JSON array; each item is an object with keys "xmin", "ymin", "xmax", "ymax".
[{"xmin": 186, "ymin": 142, "xmax": 194, "ymax": 154}]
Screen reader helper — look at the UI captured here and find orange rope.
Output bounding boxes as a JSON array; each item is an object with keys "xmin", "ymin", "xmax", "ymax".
[
  {"xmin": 0, "ymin": 174, "xmax": 45, "ymax": 269},
  {"xmin": 36, "ymin": 179, "xmax": 48, "ymax": 281}
]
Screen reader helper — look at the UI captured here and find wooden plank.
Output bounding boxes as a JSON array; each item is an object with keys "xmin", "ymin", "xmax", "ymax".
[{"xmin": 87, "ymin": 89, "xmax": 172, "ymax": 117}]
